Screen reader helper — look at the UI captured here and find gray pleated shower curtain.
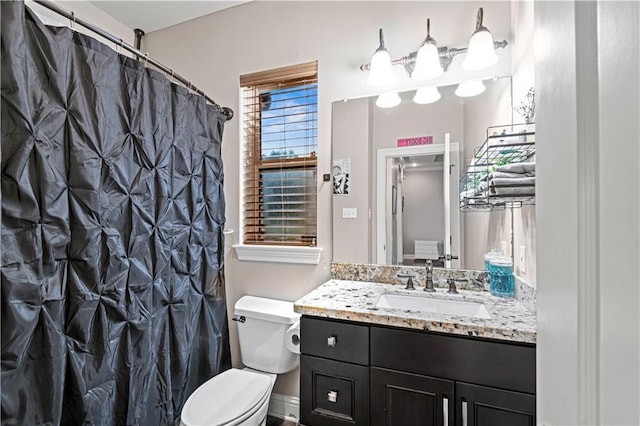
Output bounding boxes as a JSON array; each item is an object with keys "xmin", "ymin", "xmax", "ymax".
[{"xmin": 1, "ymin": 1, "xmax": 231, "ymax": 424}]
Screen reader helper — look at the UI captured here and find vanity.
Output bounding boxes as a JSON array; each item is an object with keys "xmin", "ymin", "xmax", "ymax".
[{"xmin": 294, "ymin": 278, "xmax": 536, "ymax": 426}]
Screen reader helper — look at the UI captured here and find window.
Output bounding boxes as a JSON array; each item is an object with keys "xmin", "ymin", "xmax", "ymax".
[{"xmin": 240, "ymin": 61, "xmax": 318, "ymax": 246}]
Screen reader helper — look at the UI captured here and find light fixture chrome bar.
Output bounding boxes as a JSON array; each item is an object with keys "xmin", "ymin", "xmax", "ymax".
[{"xmin": 359, "ymin": 40, "xmax": 508, "ymax": 74}]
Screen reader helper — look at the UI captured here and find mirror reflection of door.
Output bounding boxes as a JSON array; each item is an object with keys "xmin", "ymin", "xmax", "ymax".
[
  {"xmin": 388, "ymin": 163, "xmax": 404, "ymax": 265},
  {"xmin": 379, "ymin": 141, "xmax": 461, "ymax": 267}
]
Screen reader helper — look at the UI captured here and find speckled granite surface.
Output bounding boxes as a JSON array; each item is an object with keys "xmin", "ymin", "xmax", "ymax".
[
  {"xmin": 515, "ymin": 276, "xmax": 536, "ymax": 314},
  {"xmin": 294, "ymin": 279, "xmax": 537, "ymax": 344},
  {"xmin": 331, "ymin": 262, "xmax": 537, "ymax": 314},
  {"xmin": 331, "ymin": 262, "xmax": 489, "ymax": 291}
]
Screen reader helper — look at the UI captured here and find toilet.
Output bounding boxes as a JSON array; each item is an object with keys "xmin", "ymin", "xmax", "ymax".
[{"xmin": 181, "ymin": 296, "xmax": 301, "ymax": 426}]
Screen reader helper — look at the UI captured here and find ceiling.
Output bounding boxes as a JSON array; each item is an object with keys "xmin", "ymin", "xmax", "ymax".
[{"xmin": 89, "ymin": 1, "xmax": 249, "ymax": 33}]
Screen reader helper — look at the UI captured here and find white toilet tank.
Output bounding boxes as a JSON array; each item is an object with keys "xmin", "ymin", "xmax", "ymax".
[{"xmin": 234, "ymin": 296, "xmax": 301, "ymax": 374}]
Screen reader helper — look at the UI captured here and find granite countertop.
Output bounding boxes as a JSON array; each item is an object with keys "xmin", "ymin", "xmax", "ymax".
[{"xmin": 294, "ymin": 279, "xmax": 537, "ymax": 344}]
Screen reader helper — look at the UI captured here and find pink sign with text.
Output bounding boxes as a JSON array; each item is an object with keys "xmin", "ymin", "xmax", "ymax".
[{"xmin": 397, "ymin": 136, "xmax": 433, "ymax": 147}]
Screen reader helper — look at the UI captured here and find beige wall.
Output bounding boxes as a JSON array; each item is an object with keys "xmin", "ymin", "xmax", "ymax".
[
  {"xmin": 143, "ymin": 1, "xmax": 512, "ymax": 397},
  {"xmin": 27, "ymin": 0, "xmax": 135, "ymax": 51},
  {"xmin": 332, "ymin": 98, "xmax": 371, "ymax": 263}
]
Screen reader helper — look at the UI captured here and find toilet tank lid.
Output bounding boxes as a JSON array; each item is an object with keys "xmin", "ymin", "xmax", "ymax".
[{"xmin": 235, "ymin": 296, "xmax": 301, "ymax": 324}]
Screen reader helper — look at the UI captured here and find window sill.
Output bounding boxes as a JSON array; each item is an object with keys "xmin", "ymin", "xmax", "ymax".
[{"xmin": 232, "ymin": 244, "xmax": 322, "ymax": 265}]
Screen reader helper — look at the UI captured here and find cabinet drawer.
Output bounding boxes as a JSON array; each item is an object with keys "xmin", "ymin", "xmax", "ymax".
[
  {"xmin": 371, "ymin": 327, "xmax": 536, "ymax": 394},
  {"xmin": 301, "ymin": 317, "xmax": 369, "ymax": 365},
  {"xmin": 300, "ymin": 355, "xmax": 370, "ymax": 426}
]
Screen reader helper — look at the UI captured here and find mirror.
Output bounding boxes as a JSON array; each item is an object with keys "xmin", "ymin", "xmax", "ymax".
[{"xmin": 331, "ymin": 76, "xmax": 536, "ymax": 276}]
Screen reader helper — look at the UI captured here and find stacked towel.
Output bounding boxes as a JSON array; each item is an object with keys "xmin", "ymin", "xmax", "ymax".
[
  {"xmin": 488, "ymin": 163, "xmax": 535, "ymax": 197},
  {"xmin": 495, "ymin": 162, "xmax": 535, "ymax": 175},
  {"xmin": 460, "ymin": 162, "xmax": 536, "ymax": 204}
]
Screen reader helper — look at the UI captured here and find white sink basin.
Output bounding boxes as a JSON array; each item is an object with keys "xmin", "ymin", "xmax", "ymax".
[{"xmin": 375, "ymin": 293, "xmax": 491, "ymax": 319}]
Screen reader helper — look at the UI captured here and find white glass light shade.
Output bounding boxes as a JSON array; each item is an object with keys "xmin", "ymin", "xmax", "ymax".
[
  {"xmin": 413, "ymin": 86, "xmax": 441, "ymax": 104},
  {"xmin": 376, "ymin": 91, "xmax": 401, "ymax": 108},
  {"xmin": 411, "ymin": 42, "xmax": 443, "ymax": 81},
  {"xmin": 462, "ymin": 29, "xmax": 498, "ymax": 71},
  {"xmin": 367, "ymin": 48, "xmax": 396, "ymax": 86},
  {"xmin": 455, "ymin": 80, "xmax": 486, "ymax": 98}
]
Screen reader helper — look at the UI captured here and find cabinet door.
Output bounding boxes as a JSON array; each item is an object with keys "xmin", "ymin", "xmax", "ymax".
[
  {"xmin": 455, "ymin": 382, "xmax": 535, "ymax": 426},
  {"xmin": 371, "ymin": 367, "xmax": 454, "ymax": 426},
  {"xmin": 300, "ymin": 355, "xmax": 370, "ymax": 426}
]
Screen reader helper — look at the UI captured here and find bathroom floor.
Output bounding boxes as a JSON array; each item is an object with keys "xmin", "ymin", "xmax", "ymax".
[{"xmin": 266, "ymin": 415, "xmax": 298, "ymax": 425}]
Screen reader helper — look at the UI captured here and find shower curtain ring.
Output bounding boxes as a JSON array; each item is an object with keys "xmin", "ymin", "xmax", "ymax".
[
  {"xmin": 143, "ymin": 53, "xmax": 149, "ymax": 67},
  {"xmin": 170, "ymin": 69, "xmax": 174, "ymax": 83},
  {"xmin": 116, "ymin": 38, "xmax": 123, "ymax": 54},
  {"xmin": 70, "ymin": 11, "xmax": 76, "ymax": 30}
]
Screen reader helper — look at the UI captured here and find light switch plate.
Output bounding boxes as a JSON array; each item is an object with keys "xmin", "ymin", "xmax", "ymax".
[{"xmin": 342, "ymin": 208, "xmax": 357, "ymax": 219}]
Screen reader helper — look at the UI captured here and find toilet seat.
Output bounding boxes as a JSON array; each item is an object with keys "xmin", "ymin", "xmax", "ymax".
[{"xmin": 181, "ymin": 368, "xmax": 274, "ymax": 426}]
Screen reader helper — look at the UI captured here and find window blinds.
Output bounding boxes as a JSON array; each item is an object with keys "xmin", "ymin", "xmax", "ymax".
[{"xmin": 240, "ymin": 61, "xmax": 318, "ymax": 246}]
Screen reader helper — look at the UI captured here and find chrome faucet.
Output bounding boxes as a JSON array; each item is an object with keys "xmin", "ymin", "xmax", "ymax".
[
  {"xmin": 398, "ymin": 273, "xmax": 415, "ymax": 290},
  {"xmin": 446, "ymin": 278, "xmax": 459, "ymax": 294},
  {"xmin": 424, "ymin": 260, "xmax": 435, "ymax": 292}
]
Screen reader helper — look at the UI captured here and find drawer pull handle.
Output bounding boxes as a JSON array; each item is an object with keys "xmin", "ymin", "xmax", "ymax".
[
  {"xmin": 327, "ymin": 336, "xmax": 337, "ymax": 347},
  {"xmin": 443, "ymin": 396, "xmax": 449, "ymax": 426},
  {"xmin": 327, "ymin": 390, "xmax": 338, "ymax": 403},
  {"xmin": 462, "ymin": 399, "xmax": 468, "ymax": 426}
]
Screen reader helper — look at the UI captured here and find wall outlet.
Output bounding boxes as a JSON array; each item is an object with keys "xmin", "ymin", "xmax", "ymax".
[
  {"xmin": 342, "ymin": 208, "xmax": 357, "ymax": 219},
  {"xmin": 519, "ymin": 245, "xmax": 526, "ymax": 273}
]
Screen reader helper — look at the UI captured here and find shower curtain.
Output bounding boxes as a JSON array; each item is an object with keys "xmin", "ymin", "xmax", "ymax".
[{"xmin": 1, "ymin": 2, "xmax": 231, "ymax": 424}]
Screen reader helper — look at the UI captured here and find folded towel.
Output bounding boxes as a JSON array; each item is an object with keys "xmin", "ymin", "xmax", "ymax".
[
  {"xmin": 489, "ymin": 186, "xmax": 535, "ymax": 196},
  {"xmin": 490, "ymin": 177, "xmax": 536, "ymax": 187},
  {"xmin": 478, "ymin": 181, "xmax": 489, "ymax": 192},
  {"xmin": 495, "ymin": 162, "xmax": 535, "ymax": 175},
  {"xmin": 486, "ymin": 171, "xmax": 534, "ymax": 180}
]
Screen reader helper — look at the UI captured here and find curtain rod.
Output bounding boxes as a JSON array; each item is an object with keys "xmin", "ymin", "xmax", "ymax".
[{"xmin": 31, "ymin": 0, "xmax": 234, "ymax": 122}]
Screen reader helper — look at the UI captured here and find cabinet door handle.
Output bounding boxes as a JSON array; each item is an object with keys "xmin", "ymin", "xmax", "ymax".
[
  {"xmin": 327, "ymin": 390, "xmax": 338, "ymax": 403},
  {"xmin": 462, "ymin": 400, "xmax": 468, "ymax": 426},
  {"xmin": 327, "ymin": 336, "xmax": 337, "ymax": 347},
  {"xmin": 443, "ymin": 396, "xmax": 449, "ymax": 426}
]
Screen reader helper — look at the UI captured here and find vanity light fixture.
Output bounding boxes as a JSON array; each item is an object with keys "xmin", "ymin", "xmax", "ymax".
[
  {"xmin": 367, "ymin": 29, "xmax": 396, "ymax": 86},
  {"xmin": 361, "ymin": 8, "xmax": 507, "ymax": 83},
  {"xmin": 411, "ymin": 19, "xmax": 443, "ymax": 81},
  {"xmin": 462, "ymin": 8, "xmax": 499, "ymax": 71},
  {"xmin": 455, "ymin": 80, "xmax": 486, "ymax": 97},
  {"xmin": 376, "ymin": 91, "xmax": 402, "ymax": 108},
  {"xmin": 413, "ymin": 86, "xmax": 441, "ymax": 104}
]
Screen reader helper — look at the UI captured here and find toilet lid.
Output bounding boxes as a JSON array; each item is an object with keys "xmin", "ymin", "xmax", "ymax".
[{"xmin": 181, "ymin": 369, "xmax": 272, "ymax": 426}]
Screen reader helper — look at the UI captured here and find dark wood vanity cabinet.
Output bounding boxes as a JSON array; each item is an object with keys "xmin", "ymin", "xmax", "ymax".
[
  {"xmin": 370, "ymin": 367, "xmax": 454, "ymax": 426},
  {"xmin": 300, "ymin": 317, "xmax": 370, "ymax": 426},
  {"xmin": 300, "ymin": 316, "xmax": 536, "ymax": 426}
]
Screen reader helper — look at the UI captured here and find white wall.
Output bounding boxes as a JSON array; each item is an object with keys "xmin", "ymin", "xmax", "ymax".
[
  {"xmin": 26, "ymin": 0, "xmax": 135, "ymax": 50},
  {"xmin": 510, "ymin": 0, "xmax": 535, "ymax": 123},
  {"xmin": 536, "ymin": 1, "xmax": 639, "ymax": 424},
  {"xmin": 403, "ymin": 169, "xmax": 445, "ymax": 255},
  {"xmin": 143, "ymin": 0, "xmax": 513, "ymax": 397}
]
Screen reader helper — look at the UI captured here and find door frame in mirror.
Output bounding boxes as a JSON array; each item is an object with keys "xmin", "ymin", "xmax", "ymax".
[{"xmin": 376, "ymin": 141, "xmax": 461, "ymax": 266}]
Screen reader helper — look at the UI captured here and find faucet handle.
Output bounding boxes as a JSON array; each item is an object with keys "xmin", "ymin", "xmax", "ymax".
[
  {"xmin": 397, "ymin": 273, "xmax": 415, "ymax": 290},
  {"xmin": 446, "ymin": 278, "xmax": 459, "ymax": 294}
]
